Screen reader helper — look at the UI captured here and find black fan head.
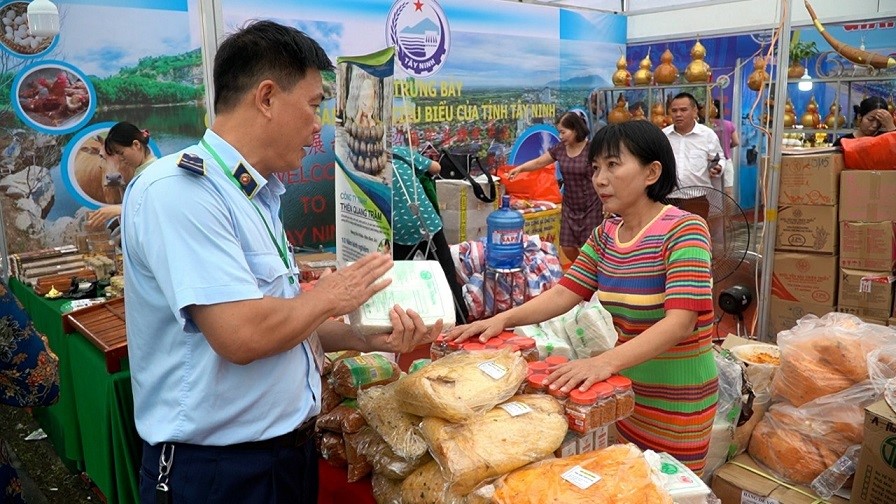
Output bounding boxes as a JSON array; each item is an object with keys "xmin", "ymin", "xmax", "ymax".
[{"xmin": 672, "ymin": 185, "xmax": 750, "ymax": 283}]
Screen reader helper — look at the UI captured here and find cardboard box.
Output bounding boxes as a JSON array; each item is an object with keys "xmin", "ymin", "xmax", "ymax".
[
  {"xmin": 436, "ymin": 179, "xmax": 500, "ymax": 244},
  {"xmin": 839, "ymin": 171, "xmax": 896, "ymax": 222},
  {"xmin": 839, "ymin": 221, "xmax": 896, "ymax": 272},
  {"xmin": 768, "ymin": 297, "xmax": 834, "ymax": 337},
  {"xmin": 778, "ymin": 152, "xmax": 843, "ymax": 206},
  {"xmin": 850, "ymin": 399, "xmax": 896, "ymax": 504},
  {"xmin": 775, "ymin": 205, "xmax": 838, "ymax": 254},
  {"xmin": 836, "ymin": 268, "xmax": 895, "ymax": 320},
  {"xmin": 712, "ymin": 454, "xmax": 849, "ymax": 504},
  {"xmin": 771, "ymin": 252, "xmax": 839, "ymax": 305},
  {"xmin": 522, "ymin": 207, "xmax": 561, "ymax": 252},
  {"xmin": 889, "ymin": 317, "xmax": 896, "ymax": 326}
]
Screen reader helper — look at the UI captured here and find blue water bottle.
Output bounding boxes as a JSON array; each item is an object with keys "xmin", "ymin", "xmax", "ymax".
[{"xmin": 486, "ymin": 195, "xmax": 525, "ymax": 270}]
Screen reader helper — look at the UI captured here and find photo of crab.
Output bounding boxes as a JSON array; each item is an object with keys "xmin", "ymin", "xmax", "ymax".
[{"xmin": 12, "ymin": 62, "xmax": 95, "ymax": 134}]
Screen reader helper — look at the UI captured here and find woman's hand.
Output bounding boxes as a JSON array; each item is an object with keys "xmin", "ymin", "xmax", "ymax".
[
  {"xmin": 365, "ymin": 305, "xmax": 442, "ymax": 354},
  {"xmin": 444, "ymin": 314, "xmax": 508, "ymax": 344},
  {"xmin": 543, "ymin": 356, "xmax": 614, "ymax": 394},
  {"xmin": 872, "ymin": 108, "xmax": 896, "ymax": 133},
  {"xmin": 507, "ymin": 167, "xmax": 522, "ymax": 180}
]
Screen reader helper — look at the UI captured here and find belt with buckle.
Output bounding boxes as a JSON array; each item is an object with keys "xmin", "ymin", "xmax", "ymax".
[{"xmin": 227, "ymin": 416, "xmax": 317, "ymax": 451}]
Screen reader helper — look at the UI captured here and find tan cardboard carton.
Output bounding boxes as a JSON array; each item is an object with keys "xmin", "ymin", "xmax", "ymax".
[
  {"xmin": 889, "ymin": 317, "xmax": 896, "ymax": 326},
  {"xmin": 436, "ymin": 179, "xmax": 500, "ymax": 244},
  {"xmin": 836, "ymin": 268, "xmax": 895, "ymax": 321},
  {"xmin": 850, "ymin": 399, "xmax": 896, "ymax": 504},
  {"xmin": 771, "ymin": 252, "xmax": 838, "ymax": 305},
  {"xmin": 778, "ymin": 152, "xmax": 843, "ymax": 206},
  {"xmin": 768, "ymin": 297, "xmax": 834, "ymax": 337},
  {"xmin": 712, "ymin": 454, "xmax": 848, "ymax": 504},
  {"xmin": 839, "ymin": 221, "xmax": 896, "ymax": 272},
  {"xmin": 775, "ymin": 205, "xmax": 838, "ymax": 254},
  {"xmin": 839, "ymin": 170, "xmax": 896, "ymax": 222}
]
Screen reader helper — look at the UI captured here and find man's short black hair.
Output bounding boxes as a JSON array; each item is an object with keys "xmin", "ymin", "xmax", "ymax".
[
  {"xmin": 213, "ymin": 20, "xmax": 333, "ymax": 114},
  {"xmin": 671, "ymin": 92, "xmax": 699, "ymax": 109}
]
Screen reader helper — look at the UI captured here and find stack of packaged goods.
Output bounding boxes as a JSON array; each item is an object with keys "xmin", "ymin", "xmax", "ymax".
[
  {"xmin": 771, "ymin": 152, "xmax": 843, "ymax": 336},
  {"xmin": 743, "ymin": 313, "xmax": 896, "ymax": 496}
]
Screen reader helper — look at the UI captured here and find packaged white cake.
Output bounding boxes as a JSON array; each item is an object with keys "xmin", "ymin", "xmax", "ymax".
[{"xmin": 348, "ymin": 260, "xmax": 456, "ymax": 335}]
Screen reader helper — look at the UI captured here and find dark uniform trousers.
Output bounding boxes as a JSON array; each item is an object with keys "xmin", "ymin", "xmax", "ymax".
[{"xmin": 139, "ymin": 422, "xmax": 317, "ymax": 504}]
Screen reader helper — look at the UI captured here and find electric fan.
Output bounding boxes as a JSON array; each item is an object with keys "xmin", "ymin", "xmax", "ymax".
[{"xmin": 674, "ymin": 185, "xmax": 753, "ymax": 337}]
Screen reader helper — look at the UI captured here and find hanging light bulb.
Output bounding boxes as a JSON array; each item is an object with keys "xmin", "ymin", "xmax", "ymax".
[
  {"xmin": 27, "ymin": 0, "xmax": 60, "ymax": 37},
  {"xmin": 798, "ymin": 67, "xmax": 813, "ymax": 92}
]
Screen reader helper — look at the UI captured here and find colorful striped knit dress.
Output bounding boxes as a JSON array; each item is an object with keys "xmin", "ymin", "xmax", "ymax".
[{"xmin": 558, "ymin": 205, "xmax": 718, "ymax": 474}]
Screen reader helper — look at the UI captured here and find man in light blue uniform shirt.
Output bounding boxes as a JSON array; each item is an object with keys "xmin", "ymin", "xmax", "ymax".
[{"xmin": 122, "ymin": 21, "xmax": 441, "ymax": 503}]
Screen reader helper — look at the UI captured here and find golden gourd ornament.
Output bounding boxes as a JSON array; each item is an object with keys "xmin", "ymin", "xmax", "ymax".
[
  {"xmin": 684, "ymin": 39, "xmax": 712, "ymax": 83},
  {"xmin": 631, "ymin": 103, "xmax": 646, "ymax": 120},
  {"xmin": 650, "ymin": 101, "xmax": 667, "ymax": 128},
  {"xmin": 783, "ymin": 99, "xmax": 796, "ymax": 128},
  {"xmin": 800, "ymin": 96, "xmax": 821, "ymax": 128},
  {"xmin": 612, "ymin": 54, "xmax": 631, "ymax": 87},
  {"xmin": 633, "ymin": 51, "xmax": 653, "ymax": 86},
  {"xmin": 654, "ymin": 48, "xmax": 679, "ymax": 85},
  {"xmin": 823, "ymin": 101, "xmax": 846, "ymax": 129},
  {"xmin": 747, "ymin": 57, "xmax": 770, "ymax": 91},
  {"xmin": 608, "ymin": 94, "xmax": 631, "ymax": 124},
  {"xmin": 888, "ymin": 95, "xmax": 895, "ymax": 114}
]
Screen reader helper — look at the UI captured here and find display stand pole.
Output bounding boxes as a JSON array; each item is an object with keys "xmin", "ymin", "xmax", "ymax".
[
  {"xmin": 198, "ymin": 0, "xmax": 224, "ymax": 125},
  {"xmin": 755, "ymin": 0, "xmax": 793, "ymax": 342}
]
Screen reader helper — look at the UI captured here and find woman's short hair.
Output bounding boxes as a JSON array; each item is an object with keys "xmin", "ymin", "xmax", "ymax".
[
  {"xmin": 556, "ymin": 111, "xmax": 589, "ymax": 142},
  {"xmin": 589, "ymin": 121, "xmax": 677, "ymax": 202}
]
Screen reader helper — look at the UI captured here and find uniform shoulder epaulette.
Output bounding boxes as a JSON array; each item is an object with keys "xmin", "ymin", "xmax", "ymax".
[{"xmin": 177, "ymin": 153, "xmax": 205, "ymax": 175}]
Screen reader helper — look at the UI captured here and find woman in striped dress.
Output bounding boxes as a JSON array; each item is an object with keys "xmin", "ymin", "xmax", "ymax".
[{"xmin": 447, "ymin": 120, "xmax": 718, "ymax": 474}]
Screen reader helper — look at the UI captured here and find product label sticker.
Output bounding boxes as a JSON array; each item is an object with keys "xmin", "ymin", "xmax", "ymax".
[
  {"xmin": 498, "ymin": 402, "xmax": 532, "ymax": 417},
  {"xmin": 860, "ymin": 277, "xmax": 872, "ymax": 293},
  {"xmin": 561, "ymin": 465, "xmax": 601, "ymax": 490},
  {"xmin": 740, "ymin": 490, "xmax": 779, "ymax": 504},
  {"xmin": 478, "ymin": 360, "xmax": 508, "ymax": 380}
]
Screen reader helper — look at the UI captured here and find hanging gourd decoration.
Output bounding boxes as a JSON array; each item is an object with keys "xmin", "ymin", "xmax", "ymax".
[
  {"xmin": 631, "ymin": 103, "xmax": 646, "ymax": 120},
  {"xmin": 654, "ymin": 48, "xmax": 679, "ymax": 85},
  {"xmin": 633, "ymin": 50, "xmax": 653, "ymax": 86},
  {"xmin": 761, "ymin": 97, "xmax": 775, "ymax": 128},
  {"xmin": 650, "ymin": 101, "xmax": 667, "ymax": 128},
  {"xmin": 823, "ymin": 100, "xmax": 846, "ymax": 129},
  {"xmin": 783, "ymin": 99, "xmax": 796, "ymax": 128},
  {"xmin": 608, "ymin": 94, "xmax": 631, "ymax": 124},
  {"xmin": 747, "ymin": 57, "xmax": 770, "ymax": 91},
  {"xmin": 887, "ymin": 95, "xmax": 895, "ymax": 114},
  {"xmin": 684, "ymin": 39, "xmax": 712, "ymax": 83},
  {"xmin": 612, "ymin": 54, "xmax": 631, "ymax": 87},
  {"xmin": 801, "ymin": 96, "xmax": 821, "ymax": 128}
]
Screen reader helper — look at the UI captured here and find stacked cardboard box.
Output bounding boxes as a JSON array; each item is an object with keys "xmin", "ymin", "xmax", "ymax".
[
  {"xmin": 436, "ymin": 179, "xmax": 501, "ymax": 244},
  {"xmin": 836, "ymin": 171, "xmax": 896, "ymax": 325},
  {"xmin": 772, "ymin": 152, "xmax": 843, "ymax": 336}
]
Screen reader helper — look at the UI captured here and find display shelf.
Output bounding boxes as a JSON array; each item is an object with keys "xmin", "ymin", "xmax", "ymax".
[
  {"xmin": 783, "ymin": 74, "xmax": 895, "ymax": 139},
  {"xmin": 594, "ymin": 82, "xmax": 720, "ymax": 127}
]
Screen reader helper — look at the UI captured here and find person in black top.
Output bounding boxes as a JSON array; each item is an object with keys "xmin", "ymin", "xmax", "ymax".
[{"xmin": 833, "ymin": 96, "xmax": 896, "ymax": 146}]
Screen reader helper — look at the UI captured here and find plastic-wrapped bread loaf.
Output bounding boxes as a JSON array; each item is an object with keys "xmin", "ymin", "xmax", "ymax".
[
  {"xmin": 371, "ymin": 473, "xmax": 402, "ymax": 504},
  {"xmin": 357, "ymin": 381, "xmax": 428, "ymax": 460},
  {"xmin": 395, "ymin": 348, "xmax": 528, "ymax": 422},
  {"xmin": 349, "ymin": 426, "xmax": 431, "ymax": 480},
  {"xmin": 400, "ymin": 460, "xmax": 469, "ymax": 504},
  {"xmin": 421, "ymin": 394, "xmax": 569, "ymax": 494},
  {"xmin": 330, "ymin": 353, "xmax": 401, "ymax": 398},
  {"xmin": 491, "ymin": 443, "xmax": 673, "ymax": 504}
]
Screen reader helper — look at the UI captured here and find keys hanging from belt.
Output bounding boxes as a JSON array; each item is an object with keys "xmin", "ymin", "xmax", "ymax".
[{"xmin": 156, "ymin": 443, "xmax": 175, "ymax": 504}]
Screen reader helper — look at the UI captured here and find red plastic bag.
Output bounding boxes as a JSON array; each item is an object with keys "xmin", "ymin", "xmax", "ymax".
[
  {"xmin": 840, "ymin": 133, "xmax": 896, "ymax": 170},
  {"xmin": 496, "ymin": 164, "xmax": 562, "ymax": 203}
]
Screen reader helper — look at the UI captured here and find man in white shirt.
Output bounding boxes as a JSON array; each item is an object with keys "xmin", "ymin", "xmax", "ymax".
[{"xmin": 663, "ymin": 92, "xmax": 725, "ymax": 221}]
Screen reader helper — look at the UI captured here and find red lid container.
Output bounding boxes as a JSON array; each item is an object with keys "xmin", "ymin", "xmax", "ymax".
[
  {"xmin": 463, "ymin": 341, "xmax": 487, "ymax": 351},
  {"xmin": 569, "ymin": 388, "xmax": 598, "ymax": 405},
  {"xmin": 606, "ymin": 375, "xmax": 633, "ymax": 391},
  {"xmin": 545, "ymin": 355, "xmax": 569, "ymax": 367},
  {"xmin": 549, "ymin": 387, "xmax": 569, "ymax": 399},
  {"xmin": 527, "ymin": 373, "xmax": 548, "ymax": 390},
  {"xmin": 506, "ymin": 336, "xmax": 536, "ymax": 350},
  {"xmin": 446, "ymin": 339, "xmax": 462, "ymax": 350},
  {"xmin": 485, "ymin": 338, "xmax": 504, "ymax": 349},
  {"xmin": 589, "ymin": 382, "xmax": 615, "ymax": 399},
  {"xmin": 499, "ymin": 343, "xmax": 521, "ymax": 353},
  {"xmin": 498, "ymin": 331, "xmax": 517, "ymax": 341},
  {"xmin": 527, "ymin": 361, "xmax": 549, "ymax": 374}
]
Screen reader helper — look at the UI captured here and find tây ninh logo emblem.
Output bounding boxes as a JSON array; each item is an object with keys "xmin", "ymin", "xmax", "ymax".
[{"xmin": 386, "ymin": 0, "xmax": 450, "ymax": 77}]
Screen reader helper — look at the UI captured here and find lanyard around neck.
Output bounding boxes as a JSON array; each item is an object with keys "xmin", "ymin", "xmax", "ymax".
[{"xmin": 200, "ymin": 138, "xmax": 295, "ymax": 285}]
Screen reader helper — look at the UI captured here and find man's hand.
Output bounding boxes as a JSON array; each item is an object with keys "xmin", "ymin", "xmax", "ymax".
[
  {"xmin": 313, "ymin": 252, "xmax": 394, "ymax": 318},
  {"xmin": 364, "ymin": 305, "xmax": 442, "ymax": 353},
  {"xmin": 87, "ymin": 205, "xmax": 122, "ymax": 230}
]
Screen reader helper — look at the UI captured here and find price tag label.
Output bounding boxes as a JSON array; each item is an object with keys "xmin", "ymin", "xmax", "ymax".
[
  {"xmin": 740, "ymin": 490, "xmax": 779, "ymax": 504},
  {"xmin": 561, "ymin": 465, "xmax": 601, "ymax": 490},
  {"xmin": 860, "ymin": 277, "xmax": 872, "ymax": 293},
  {"xmin": 478, "ymin": 360, "xmax": 508, "ymax": 380},
  {"xmin": 498, "ymin": 402, "xmax": 532, "ymax": 417}
]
